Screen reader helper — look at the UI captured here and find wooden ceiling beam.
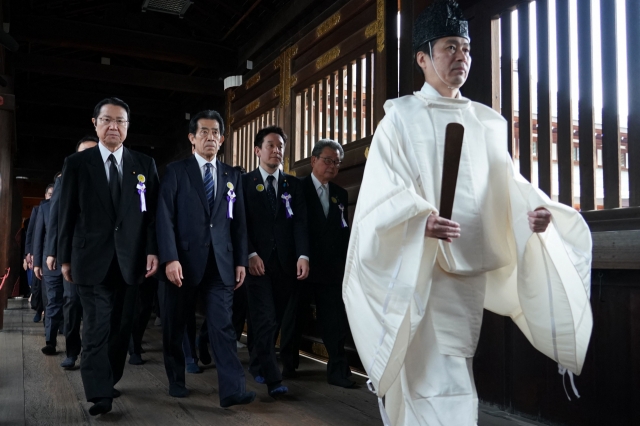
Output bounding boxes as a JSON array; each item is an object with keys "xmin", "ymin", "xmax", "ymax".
[
  {"xmin": 17, "ymin": 88, "xmax": 186, "ymax": 118},
  {"xmin": 17, "ymin": 123, "xmax": 176, "ymax": 147},
  {"xmin": 14, "ymin": 54, "xmax": 224, "ymax": 96},
  {"xmin": 11, "ymin": 15, "xmax": 235, "ymax": 69}
]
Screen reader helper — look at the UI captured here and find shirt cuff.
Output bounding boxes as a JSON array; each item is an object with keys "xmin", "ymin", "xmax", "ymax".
[
  {"xmin": 299, "ymin": 255, "xmax": 309, "ymax": 261},
  {"xmin": 248, "ymin": 252, "xmax": 258, "ymax": 259}
]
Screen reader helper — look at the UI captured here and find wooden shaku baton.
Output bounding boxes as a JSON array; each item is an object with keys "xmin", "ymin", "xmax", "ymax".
[{"xmin": 438, "ymin": 122, "xmax": 465, "ymax": 221}]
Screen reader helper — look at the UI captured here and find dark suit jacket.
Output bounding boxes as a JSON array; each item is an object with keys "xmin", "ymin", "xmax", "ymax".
[
  {"xmin": 24, "ymin": 205, "xmax": 39, "ymax": 256},
  {"xmin": 157, "ymin": 156, "xmax": 248, "ymax": 287},
  {"xmin": 301, "ymin": 175, "xmax": 350, "ymax": 284},
  {"xmin": 242, "ymin": 168, "xmax": 309, "ymax": 276},
  {"xmin": 32, "ymin": 200, "xmax": 60, "ymax": 277},
  {"xmin": 57, "ymin": 145, "xmax": 159, "ymax": 285},
  {"xmin": 44, "ymin": 178, "xmax": 61, "ymax": 257}
]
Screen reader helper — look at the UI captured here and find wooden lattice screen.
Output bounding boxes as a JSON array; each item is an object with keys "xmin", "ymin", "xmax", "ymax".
[{"xmin": 224, "ymin": 0, "xmax": 396, "ymax": 217}]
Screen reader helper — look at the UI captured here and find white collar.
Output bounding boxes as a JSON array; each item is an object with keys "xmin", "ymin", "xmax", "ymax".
[
  {"xmin": 98, "ymin": 141, "xmax": 123, "ymax": 165},
  {"xmin": 194, "ymin": 152, "xmax": 217, "ymax": 170},
  {"xmin": 258, "ymin": 165, "xmax": 279, "ymax": 184},
  {"xmin": 415, "ymin": 82, "xmax": 470, "ymax": 109},
  {"xmin": 310, "ymin": 173, "xmax": 326, "ymax": 191}
]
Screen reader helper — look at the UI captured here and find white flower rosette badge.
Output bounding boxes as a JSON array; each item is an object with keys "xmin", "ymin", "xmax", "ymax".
[
  {"xmin": 281, "ymin": 192, "xmax": 294, "ymax": 218},
  {"xmin": 136, "ymin": 174, "xmax": 147, "ymax": 212},
  {"xmin": 226, "ymin": 182, "xmax": 236, "ymax": 219}
]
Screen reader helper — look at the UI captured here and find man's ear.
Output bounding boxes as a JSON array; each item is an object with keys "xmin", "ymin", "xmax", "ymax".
[{"xmin": 219, "ymin": 135, "xmax": 225, "ymax": 146}]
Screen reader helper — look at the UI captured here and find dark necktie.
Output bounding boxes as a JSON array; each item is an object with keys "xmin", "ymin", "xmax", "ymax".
[
  {"xmin": 108, "ymin": 154, "xmax": 121, "ymax": 212},
  {"xmin": 266, "ymin": 175, "xmax": 277, "ymax": 214},
  {"xmin": 204, "ymin": 163, "xmax": 215, "ymax": 213}
]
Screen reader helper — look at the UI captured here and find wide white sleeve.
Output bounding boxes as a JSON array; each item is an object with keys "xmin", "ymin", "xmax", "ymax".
[
  {"xmin": 484, "ymin": 154, "xmax": 592, "ymax": 375},
  {"xmin": 342, "ymin": 113, "xmax": 438, "ymax": 396}
]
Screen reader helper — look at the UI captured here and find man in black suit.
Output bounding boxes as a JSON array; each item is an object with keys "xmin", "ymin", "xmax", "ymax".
[
  {"xmin": 243, "ymin": 126, "xmax": 309, "ymax": 397},
  {"xmin": 58, "ymin": 98, "xmax": 159, "ymax": 416},
  {"xmin": 33, "ymin": 182, "xmax": 65, "ymax": 357},
  {"xmin": 45, "ymin": 136, "xmax": 99, "ymax": 369},
  {"xmin": 157, "ymin": 110, "xmax": 255, "ymax": 407},
  {"xmin": 297, "ymin": 139, "xmax": 354, "ymax": 388},
  {"xmin": 25, "ymin": 185, "xmax": 52, "ymax": 322}
]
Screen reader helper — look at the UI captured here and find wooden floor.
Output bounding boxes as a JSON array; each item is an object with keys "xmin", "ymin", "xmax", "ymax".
[{"xmin": 1, "ymin": 298, "xmax": 546, "ymax": 426}]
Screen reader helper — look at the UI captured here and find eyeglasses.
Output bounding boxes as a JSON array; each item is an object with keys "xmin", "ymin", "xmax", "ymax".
[
  {"xmin": 317, "ymin": 156, "xmax": 342, "ymax": 167},
  {"xmin": 98, "ymin": 117, "xmax": 129, "ymax": 127}
]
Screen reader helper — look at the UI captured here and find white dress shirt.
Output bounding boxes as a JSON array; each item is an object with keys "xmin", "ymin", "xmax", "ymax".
[
  {"xmin": 248, "ymin": 166, "xmax": 308, "ymax": 262},
  {"xmin": 258, "ymin": 165, "xmax": 278, "ymax": 190},
  {"xmin": 194, "ymin": 152, "xmax": 217, "ymax": 199},
  {"xmin": 98, "ymin": 142, "xmax": 123, "ymax": 183}
]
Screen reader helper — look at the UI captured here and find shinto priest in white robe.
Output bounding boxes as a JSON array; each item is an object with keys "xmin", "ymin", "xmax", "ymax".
[{"xmin": 342, "ymin": 82, "xmax": 593, "ymax": 425}]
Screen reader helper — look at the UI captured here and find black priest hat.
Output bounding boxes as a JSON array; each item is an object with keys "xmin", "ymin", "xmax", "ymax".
[{"xmin": 413, "ymin": 0, "xmax": 470, "ymax": 53}]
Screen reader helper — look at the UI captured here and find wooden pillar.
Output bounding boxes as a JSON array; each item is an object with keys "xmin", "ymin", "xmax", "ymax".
[
  {"xmin": 373, "ymin": 0, "xmax": 398, "ymax": 127},
  {"xmin": 0, "ymin": 74, "xmax": 17, "ymax": 327}
]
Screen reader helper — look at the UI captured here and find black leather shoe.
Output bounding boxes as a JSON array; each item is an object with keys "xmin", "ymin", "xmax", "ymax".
[
  {"xmin": 268, "ymin": 385, "xmax": 288, "ymax": 397},
  {"xmin": 89, "ymin": 398, "xmax": 112, "ymax": 416},
  {"xmin": 328, "ymin": 377, "xmax": 356, "ymax": 388},
  {"xmin": 41, "ymin": 344, "xmax": 57, "ymax": 355},
  {"xmin": 128, "ymin": 353, "xmax": 144, "ymax": 365},
  {"xmin": 60, "ymin": 357, "xmax": 76, "ymax": 369},
  {"xmin": 169, "ymin": 386, "xmax": 190, "ymax": 398},
  {"xmin": 220, "ymin": 391, "xmax": 256, "ymax": 408},
  {"xmin": 112, "ymin": 389, "xmax": 121, "ymax": 398}
]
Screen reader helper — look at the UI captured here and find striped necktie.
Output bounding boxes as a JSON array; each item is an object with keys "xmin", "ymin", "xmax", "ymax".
[{"xmin": 204, "ymin": 163, "xmax": 215, "ymax": 213}]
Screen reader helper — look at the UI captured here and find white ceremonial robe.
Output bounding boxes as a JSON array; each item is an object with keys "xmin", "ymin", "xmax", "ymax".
[{"xmin": 343, "ymin": 83, "xmax": 593, "ymax": 426}]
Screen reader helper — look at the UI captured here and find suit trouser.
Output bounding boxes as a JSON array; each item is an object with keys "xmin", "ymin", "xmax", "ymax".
[
  {"xmin": 63, "ymin": 279, "xmax": 83, "ymax": 358},
  {"xmin": 246, "ymin": 252, "xmax": 298, "ymax": 386},
  {"xmin": 162, "ymin": 251, "xmax": 245, "ymax": 400},
  {"xmin": 30, "ymin": 276, "xmax": 44, "ymax": 313},
  {"xmin": 198, "ymin": 282, "xmax": 248, "ymax": 349},
  {"xmin": 129, "ymin": 277, "xmax": 157, "ymax": 356},
  {"xmin": 232, "ymin": 284, "xmax": 248, "ymax": 340},
  {"xmin": 292, "ymin": 280, "xmax": 352, "ymax": 380},
  {"xmin": 182, "ymin": 310, "xmax": 199, "ymax": 364},
  {"xmin": 76, "ymin": 260, "xmax": 139, "ymax": 402},
  {"xmin": 44, "ymin": 274, "xmax": 65, "ymax": 345}
]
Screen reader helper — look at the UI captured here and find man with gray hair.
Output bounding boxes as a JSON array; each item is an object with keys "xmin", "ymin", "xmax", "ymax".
[{"xmin": 293, "ymin": 138, "xmax": 354, "ymax": 387}]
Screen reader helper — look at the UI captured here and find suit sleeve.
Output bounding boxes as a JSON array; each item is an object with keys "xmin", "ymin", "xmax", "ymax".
[
  {"xmin": 292, "ymin": 177, "xmax": 310, "ymax": 259},
  {"xmin": 58, "ymin": 157, "xmax": 81, "ymax": 265},
  {"xmin": 24, "ymin": 207, "xmax": 38, "ymax": 256},
  {"xmin": 156, "ymin": 164, "xmax": 179, "ymax": 265},
  {"xmin": 145, "ymin": 158, "xmax": 160, "ymax": 256},
  {"xmin": 341, "ymin": 188, "xmax": 350, "ymax": 260},
  {"xmin": 45, "ymin": 179, "xmax": 61, "ymax": 257},
  {"xmin": 231, "ymin": 171, "xmax": 249, "ymax": 267},
  {"xmin": 242, "ymin": 174, "xmax": 257, "ymax": 256},
  {"xmin": 32, "ymin": 206, "xmax": 46, "ymax": 268}
]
